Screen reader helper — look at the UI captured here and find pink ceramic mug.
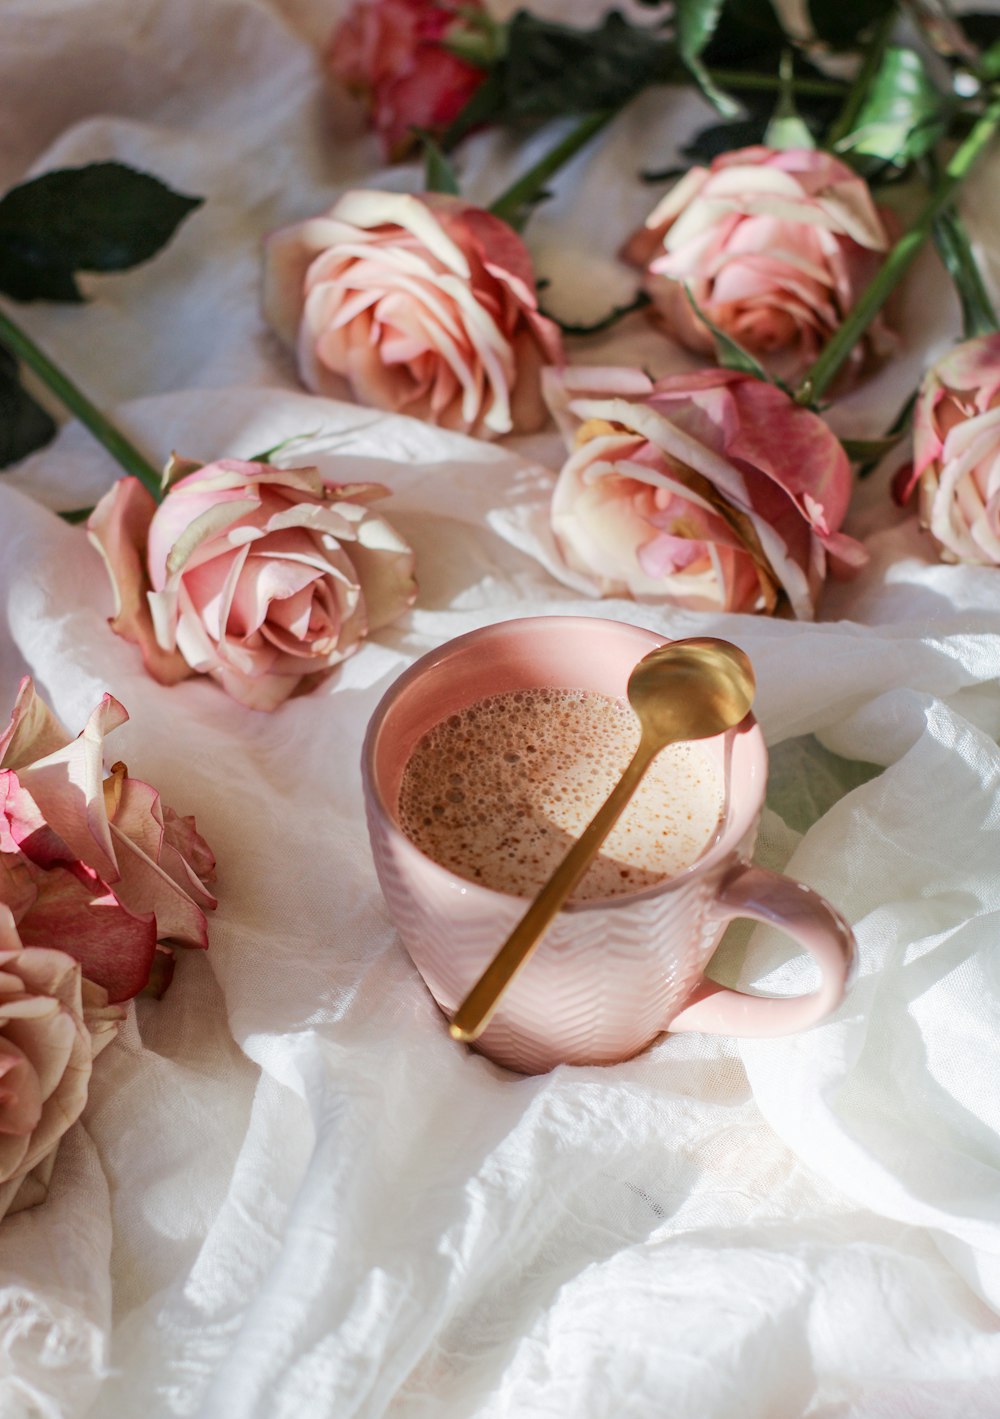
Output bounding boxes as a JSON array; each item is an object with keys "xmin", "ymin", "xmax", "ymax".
[{"xmin": 362, "ymin": 616, "xmax": 855, "ymax": 1074}]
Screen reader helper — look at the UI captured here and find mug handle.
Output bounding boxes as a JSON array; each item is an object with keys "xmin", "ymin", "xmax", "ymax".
[{"xmin": 666, "ymin": 865, "xmax": 856, "ymax": 1038}]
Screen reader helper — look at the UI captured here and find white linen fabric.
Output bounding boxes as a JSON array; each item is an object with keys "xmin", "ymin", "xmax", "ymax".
[{"xmin": 2, "ymin": 2, "xmax": 1000, "ymax": 1416}]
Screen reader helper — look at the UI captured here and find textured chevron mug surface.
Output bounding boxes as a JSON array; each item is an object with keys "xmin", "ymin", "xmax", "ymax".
[{"xmin": 362, "ymin": 617, "xmax": 856, "ymax": 1074}]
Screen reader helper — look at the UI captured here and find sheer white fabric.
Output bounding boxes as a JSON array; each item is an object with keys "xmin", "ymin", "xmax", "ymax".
[{"xmin": 2, "ymin": 3, "xmax": 1000, "ymax": 1415}]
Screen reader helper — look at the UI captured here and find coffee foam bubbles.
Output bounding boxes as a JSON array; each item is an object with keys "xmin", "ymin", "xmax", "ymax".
[{"xmin": 397, "ymin": 688, "xmax": 725, "ymax": 902}]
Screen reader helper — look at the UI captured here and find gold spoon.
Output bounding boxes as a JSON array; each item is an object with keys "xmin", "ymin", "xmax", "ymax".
[{"xmin": 448, "ymin": 638, "xmax": 756, "ymax": 1044}]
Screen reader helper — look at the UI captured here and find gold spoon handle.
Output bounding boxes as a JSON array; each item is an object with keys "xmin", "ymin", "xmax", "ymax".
[{"xmin": 449, "ymin": 734, "xmax": 659, "ymax": 1044}]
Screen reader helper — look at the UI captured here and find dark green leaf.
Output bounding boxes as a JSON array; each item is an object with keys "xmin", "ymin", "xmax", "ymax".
[
  {"xmin": 980, "ymin": 41, "xmax": 1000, "ymax": 81},
  {"xmin": 932, "ymin": 206, "xmax": 999, "ymax": 339},
  {"xmin": 683, "ymin": 285, "xmax": 783, "ymax": 386},
  {"xmin": 808, "ymin": 0, "xmax": 894, "ymax": 51},
  {"xmin": 58, "ymin": 506, "xmax": 95, "ymax": 524},
  {"xmin": 499, "ymin": 10, "xmax": 680, "ymax": 121},
  {"xmin": 541, "ymin": 291, "xmax": 651, "ymax": 336},
  {"xmin": 957, "ymin": 12, "xmax": 1000, "ymax": 51},
  {"xmin": 249, "ymin": 430, "xmax": 323, "ymax": 464},
  {"xmin": 834, "ymin": 46, "xmax": 951, "ymax": 173},
  {"xmin": 0, "ymin": 162, "xmax": 202, "ymax": 303},
  {"xmin": 0, "ymin": 342, "xmax": 57, "ymax": 467},
  {"xmin": 420, "ymin": 133, "xmax": 462, "ymax": 195},
  {"xmin": 681, "ymin": 116, "xmax": 770, "ymax": 162},
  {"xmin": 857, "ymin": 389, "xmax": 918, "ymax": 479},
  {"xmin": 442, "ymin": 67, "xmax": 507, "ymax": 149},
  {"xmin": 701, "ymin": 0, "xmax": 784, "ymax": 68},
  {"xmin": 676, "ymin": 0, "xmax": 739, "ymax": 115},
  {"xmin": 840, "ymin": 433, "xmax": 906, "ymax": 462},
  {"xmin": 0, "ymin": 250, "xmax": 84, "ymax": 302}
]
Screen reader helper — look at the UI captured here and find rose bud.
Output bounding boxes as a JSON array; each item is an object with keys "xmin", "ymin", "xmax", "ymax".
[
  {"xmin": 327, "ymin": 0, "xmax": 490, "ymax": 160},
  {"xmin": 625, "ymin": 147, "xmax": 894, "ymax": 387},
  {"xmin": 0, "ymin": 679, "xmax": 216, "ymax": 1002},
  {"xmin": 896, "ymin": 334, "xmax": 1000, "ymax": 564},
  {"xmin": 544, "ymin": 366, "xmax": 866, "ymax": 618},
  {"xmin": 0, "ymin": 906, "xmax": 124, "ymax": 1221},
  {"xmin": 263, "ymin": 190, "xmax": 564, "ymax": 439},
  {"xmin": 88, "ymin": 457, "xmax": 417, "ymax": 711}
]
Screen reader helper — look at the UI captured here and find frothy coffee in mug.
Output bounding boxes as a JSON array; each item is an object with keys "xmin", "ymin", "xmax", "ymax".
[{"xmin": 397, "ymin": 688, "xmax": 726, "ymax": 901}]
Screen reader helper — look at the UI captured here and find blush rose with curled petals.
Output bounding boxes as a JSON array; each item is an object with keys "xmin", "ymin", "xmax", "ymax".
[
  {"xmin": 327, "ymin": 0, "xmax": 490, "ymax": 160},
  {"xmin": 0, "ymin": 678, "xmax": 216, "ymax": 1003},
  {"xmin": 625, "ymin": 147, "xmax": 894, "ymax": 387},
  {"xmin": 544, "ymin": 366, "xmax": 866, "ymax": 618},
  {"xmin": 87, "ymin": 456, "xmax": 417, "ymax": 711},
  {"xmin": 0, "ymin": 907, "xmax": 123, "ymax": 1221},
  {"xmin": 896, "ymin": 334, "xmax": 1000, "ymax": 564},
  {"xmin": 262, "ymin": 190, "xmax": 564, "ymax": 439}
]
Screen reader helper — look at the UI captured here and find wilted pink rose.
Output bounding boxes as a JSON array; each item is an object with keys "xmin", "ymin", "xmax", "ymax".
[
  {"xmin": 0, "ymin": 907, "xmax": 123, "ymax": 1221},
  {"xmin": 896, "ymin": 333, "xmax": 1000, "ymax": 563},
  {"xmin": 0, "ymin": 679, "xmax": 216, "ymax": 1002},
  {"xmin": 625, "ymin": 147, "xmax": 893, "ymax": 386},
  {"xmin": 88, "ymin": 456, "xmax": 417, "ymax": 711},
  {"xmin": 544, "ymin": 366, "xmax": 866, "ymax": 618},
  {"xmin": 263, "ymin": 190, "xmax": 564, "ymax": 438},
  {"xmin": 327, "ymin": 0, "xmax": 489, "ymax": 159}
]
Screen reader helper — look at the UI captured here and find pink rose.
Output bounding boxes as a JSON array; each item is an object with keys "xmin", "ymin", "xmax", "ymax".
[
  {"xmin": 0, "ymin": 908, "xmax": 123, "ymax": 1221},
  {"xmin": 544, "ymin": 366, "xmax": 866, "ymax": 618},
  {"xmin": 88, "ymin": 457, "xmax": 417, "ymax": 711},
  {"xmin": 896, "ymin": 334, "xmax": 1000, "ymax": 563},
  {"xmin": 626, "ymin": 147, "xmax": 893, "ymax": 386},
  {"xmin": 263, "ymin": 190, "xmax": 564, "ymax": 438},
  {"xmin": 327, "ymin": 0, "xmax": 489, "ymax": 159},
  {"xmin": 0, "ymin": 679, "xmax": 216, "ymax": 1002}
]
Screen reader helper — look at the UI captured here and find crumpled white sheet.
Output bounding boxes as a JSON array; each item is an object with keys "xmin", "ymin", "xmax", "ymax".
[{"xmin": 2, "ymin": 2, "xmax": 1000, "ymax": 1416}]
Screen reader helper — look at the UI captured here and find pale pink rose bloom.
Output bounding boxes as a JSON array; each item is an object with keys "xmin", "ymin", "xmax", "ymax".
[
  {"xmin": 0, "ymin": 905, "xmax": 123, "ymax": 1221},
  {"xmin": 897, "ymin": 333, "xmax": 1000, "ymax": 563},
  {"xmin": 327, "ymin": 0, "xmax": 489, "ymax": 159},
  {"xmin": 88, "ymin": 457, "xmax": 417, "ymax": 712},
  {"xmin": 627, "ymin": 147, "xmax": 893, "ymax": 386},
  {"xmin": 0, "ymin": 679, "xmax": 216, "ymax": 1002},
  {"xmin": 263, "ymin": 190, "xmax": 564, "ymax": 438},
  {"xmin": 544, "ymin": 366, "xmax": 866, "ymax": 618}
]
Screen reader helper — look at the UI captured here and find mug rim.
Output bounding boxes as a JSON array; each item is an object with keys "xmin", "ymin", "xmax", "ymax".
[{"xmin": 361, "ymin": 614, "xmax": 767, "ymax": 912}]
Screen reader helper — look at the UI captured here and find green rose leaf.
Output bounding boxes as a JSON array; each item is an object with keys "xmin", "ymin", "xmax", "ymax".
[
  {"xmin": 932, "ymin": 207, "xmax": 1000, "ymax": 341},
  {"xmin": 839, "ymin": 433, "xmax": 905, "ymax": 463},
  {"xmin": 0, "ymin": 342, "xmax": 57, "ymax": 468},
  {"xmin": 499, "ymin": 10, "xmax": 680, "ymax": 120},
  {"xmin": 681, "ymin": 117, "xmax": 770, "ymax": 162},
  {"xmin": 701, "ymin": 0, "xmax": 785, "ymax": 68},
  {"xmin": 419, "ymin": 133, "xmax": 462, "ymax": 196},
  {"xmin": 683, "ymin": 284, "xmax": 791, "ymax": 390},
  {"xmin": 676, "ymin": 0, "xmax": 739, "ymax": 116},
  {"xmin": 0, "ymin": 162, "xmax": 203, "ymax": 303},
  {"xmin": 807, "ymin": 0, "xmax": 894, "ymax": 51},
  {"xmin": 834, "ymin": 46, "xmax": 951, "ymax": 173}
]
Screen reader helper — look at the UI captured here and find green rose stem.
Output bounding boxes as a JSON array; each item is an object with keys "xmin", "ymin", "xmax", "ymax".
[
  {"xmin": 703, "ymin": 69, "xmax": 845, "ymax": 100},
  {"xmin": 489, "ymin": 109, "xmax": 617, "ymax": 230},
  {"xmin": 795, "ymin": 94, "xmax": 1000, "ymax": 407},
  {"xmin": 0, "ymin": 305, "xmax": 162, "ymax": 501}
]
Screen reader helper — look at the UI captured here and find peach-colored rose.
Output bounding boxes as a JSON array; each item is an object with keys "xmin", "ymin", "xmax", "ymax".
[
  {"xmin": 896, "ymin": 333, "xmax": 1000, "ymax": 563},
  {"xmin": 263, "ymin": 190, "xmax": 564, "ymax": 438},
  {"xmin": 544, "ymin": 366, "xmax": 866, "ymax": 618},
  {"xmin": 625, "ymin": 147, "xmax": 893, "ymax": 386},
  {"xmin": 0, "ymin": 679, "xmax": 216, "ymax": 1002},
  {"xmin": 327, "ymin": 0, "xmax": 489, "ymax": 159},
  {"xmin": 0, "ymin": 905, "xmax": 123, "ymax": 1221},
  {"xmin": 88, "ymin": 456, "xmax": 417, "ymax": 711}
]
